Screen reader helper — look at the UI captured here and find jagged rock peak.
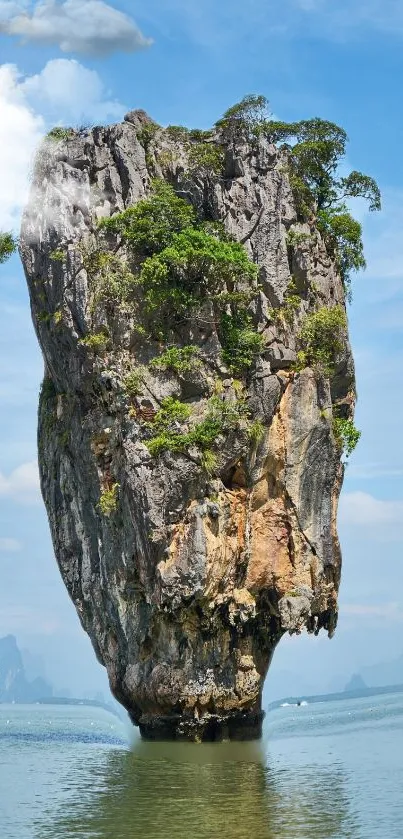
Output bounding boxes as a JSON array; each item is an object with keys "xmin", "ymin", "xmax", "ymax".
[{"xmin": 20, "ymin": 108, "xmax": 355, "ymax": 741}]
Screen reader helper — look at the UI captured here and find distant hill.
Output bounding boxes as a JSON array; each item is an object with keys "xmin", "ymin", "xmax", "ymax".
[
  {"xmin": 344, "ymin": 673, "xmax": 367, "ymax": 692},
  {"xmin": 38, "ymin": 696, "xmax": 125, "ymax": 720},
  {"xmin": 360, "ymin": 654, "xmax": 403, "ymax": 688},
  {"xmin": 0, "ymin": 635, "xmax": 53, "ymax": 702},
  {"xmin": 267, "ymin": 683, "xmax": 403, "ymax": 712}
]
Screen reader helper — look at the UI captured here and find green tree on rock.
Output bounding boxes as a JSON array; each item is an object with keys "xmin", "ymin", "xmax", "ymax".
[{"xmin": 0, "ymin": 233, "xmax": 17, "ymax": 264}]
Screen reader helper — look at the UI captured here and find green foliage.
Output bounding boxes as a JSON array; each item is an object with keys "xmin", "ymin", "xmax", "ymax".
[
  {"xmin": 216, "ymin": 94, "xmax": 270, "ymax": 139},
  {"xmin": 317, "ymin": 210, "xmax": 365, "ymax": 296},
  {"xmin": 220, "ymin": 311, "xmax": 264, "ymax": 375},
  {"xmin": 150, "ymin": 345, "xmax": 201, "ymax": 374},
  {"xmin": 145, "ymin": 398, "xmax": 192, "ymax": 457},
  {"xmin": 165, "ymin": 125, "xmax": 190, "ymax": 141},
  {"xmin": 188, "ymin": 142, "xmax": 224, "ymax": 177},
  {"xmin": 0, "ymin": 232, "xmax": 17, "ymax": 264},
  {"xmin": 297, "ymin": 305, "xmax": 347, "ymax": 373},
  {"xmin": 248, "ymin": 420, "xmax": 265, "ymax": 444},
  {"xmin": 151, "ymin": 397, "xmax": 192, "ymax": 431},
  {"xmin": 285, "ymin": 118, "xmax": 380, "ymax": 287},
  {"xmin": 146, "ymin": 394, "xmax": 249, "ymax": 467},
  {"xmin": 336, "ymin": 171, "xmax": 381, "ymax": 212},
  {"xmin": 47, "ymin": 127, "xmax": 74, "ymax": 141},
  {"xmin": 289, "ymin": 119, "xmax": 348, "ymax": 210},
  {"xmin": 82, "ymin": 246, "xmax": 137, "ymax": 309},
  {"xmin": 123, "ymin": 369, "xmax": 144, "ymax": 398},
  {"xmin": 189, "ymin": 129, "xmax": 212, "ymax": 142},
  {"xmin": 139, "ymin": 226, "xmax": 258, "ymax": 324},
  {"xmin": 79, "ymin": 331, "xmax": 109, "ymax": 354},
  {"xmin": 268, "ymin": 284, "xmax": 301, "ymax": 327},
  {"xmin": 99, "ymin": 181, "xmax": 196, "ymax": 257},
  {"xmin": 50, "ymin": 249, "xmax": 66, "ymax": 262},
  {"xmin": 201, "ymin": 449, "xmax": 218, "ymax": 475},
  {"xmin": 156, "ymin": 150, "xmax": 177, "ymax": 169},
  {"xmin": 97, "ymin": 181, "xmax": 262, "ymax": 362},
  {"xmin": 213, "ymin": 98, "xmax": 380, "ymax": 292},
  {"xmin": 286, "ymin": 229, "xmax": 311, "ymax": 248},
  {"xmin": 137, "ymin": 121, "xmax": 160, "ymax": 148},
  {"xmin": 254, "ymin": 120, "xmax": 298, "ymax": 144},
  {"xmin": 98, "ymin": 484, "xmax": 119, "ymax": 517},
  {"xmin": 40, "ymin": 376, "xmax": 57, "ymax": 401},
  {"xmin": 332, "ymin": 417, "xmax": 361, "ymax": 459}
]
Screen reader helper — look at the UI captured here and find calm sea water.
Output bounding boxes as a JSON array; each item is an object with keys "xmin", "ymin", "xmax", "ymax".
[{"xmin": 1, "ymin": 693, "xmax": 402, "ymax": 839}]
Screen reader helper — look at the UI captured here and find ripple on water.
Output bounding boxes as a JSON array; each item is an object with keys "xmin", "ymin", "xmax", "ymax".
[{"xmin": 1, "ymin": 695, "xmax": 403, "ymax": 839}]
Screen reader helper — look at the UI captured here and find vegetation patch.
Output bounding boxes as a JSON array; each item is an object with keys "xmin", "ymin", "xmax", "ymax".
[
  {"xmin": 0, "ymin": 232, "xmax": 17, "ymax": 264},
  {"xmin": 123, "ymin": 369, "xmax": 144, "ymax": 398},
  {"xmin": 215, "ymin": 95, "xmax": 380, "ymax": 296},
  {"xmin": 47, "ymin": 127, "xmax": 74, "ymax": 141},
  {"xmin": 332, "ymin": 417, "xmax": 361, "ymax": 459},
  {"xmin": 79, "ymin": 331, "xmax": 110, "ymax": 354},
  {"xmin": 50, "ymin": 249, "xmax": 66, "ymax": 262},
  {"xmin": 220, "ymin": 311, "xmax": 264, "ymax": 375},
  {"xmin": 188, "ymin": 142, "xmax": 224, "ymax": 177},
  {"xmin": 145, "ymin": 395, "xmax": 250, "ymax": 471},
  {"xmin": 296, "ymin": 305, "xmax": 347, "ymax": 373},
  {"xmin": 98, "ymin": 484, "xmax": 119, "ymax": 517},
  {"xmin": 150, "ymin": 345, "xmax": 201, "ymax": 375}
]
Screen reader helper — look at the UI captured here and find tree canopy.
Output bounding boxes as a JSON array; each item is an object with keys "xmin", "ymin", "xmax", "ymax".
[
  {"xmin": 0, "ymin": 233, "xmax": 17, "ymax": 265},
  {"xmin": 215, "ymin": 95, "xmax": 381, "ymax": 294}
]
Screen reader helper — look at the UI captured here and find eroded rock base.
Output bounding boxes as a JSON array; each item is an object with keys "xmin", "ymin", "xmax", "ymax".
[{"xmin": 136, "ymin": 710, "xmax": 265, "ymax": 743}]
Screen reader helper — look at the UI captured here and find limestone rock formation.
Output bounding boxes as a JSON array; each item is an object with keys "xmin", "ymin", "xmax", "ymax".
[
  {"xmin": 20, "ymin": 110, "xmax": 355, "ymax": 740},
  {"xmin": 0, "ymin": 635, "xmax": 53, "ymax": 702}
]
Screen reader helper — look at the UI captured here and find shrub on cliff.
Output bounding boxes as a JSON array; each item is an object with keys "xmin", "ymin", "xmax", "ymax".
[
  {"xmin": 332, "ymin": 417, "xmax": 361, "ymax": 459},
  {"xmin": 297, "ymin": 305, "xmax": 347, "ymax": 373},
  {"xmin": 0, "ymin": 233, "xmax": 17, "ymax": 264},
  {"xmin": 139, "ymin": 227, "xmax": 258, "ymax": 323},
  {"xmin": 216, "ymin": 96, "xmax": 380, "ymax": 295},
  {"xmin": 99, "ymin": 180, "xmax": 196, "ymax": 256}
]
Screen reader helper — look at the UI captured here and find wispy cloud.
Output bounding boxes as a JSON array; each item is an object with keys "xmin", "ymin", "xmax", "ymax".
[
  {"xmin": 341, "ymin": 602, "xmax": 403, "ymax": 623},
  {"xmin": 349, "ymin": 463, "xmax": 403, "ymax": 480},
  {"xmin": 0, "ymin": 64, "xmax": 44, "ymax": 230},
  {"xmin": 21, "ymin": 58, "xmax": 125, "ymax": 124},
  {"xmin": 0, "ymin": 537, "xmax": 22, "ymax": 552},
  {"xmin": 0, "ymin": 59, "xmax": 126, "ymax": 229},
  {"xmin": 0, "ymin": 0, "xmax": 152, "ymax": 56},
  {"xmin": 0, "ymin": 460, "xmax": 40, "ymax": 504},
  {"xmin": 339, "ymin": 491, "xmax": 403, "ymax": 529},
  {"xmin": 141, "ymin": 0, "xmax": 403, "ymax": 46},
  {"xmin": 293, "ymin": 0, "xmax": 403, "ymax": 37}
]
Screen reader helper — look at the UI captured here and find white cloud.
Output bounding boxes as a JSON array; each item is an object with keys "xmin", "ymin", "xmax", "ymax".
[
  {"xmin": 0, "ymin": 64, "xmax": 44, "ymax": 230},
  {"xmin": 0, "ymin": 460, "xmax": 41, "ymax": 504},
  {"xmin": 339, "ymin": 491, "xmax": 403, "ymax": 527},
  {"xmin": 341, "ymin": 602, "xmax": 403, "ymax": 623},
  {"xmin": 0, "ymin": 58, "xmax": 126, "ymax": 230},
  {"xmin": 0, "ymin": 537, "xmax": 22, "ymax": 552},
  {"xmin": 349, "ymin": 463, "xmax": 403, "ymax": 480},
  {"xmin": 21, "ymin": 58, "xmax": 125, "ymax": 124},
  {"xmin": 0, "ymin": 0, "xmax": 151, "ymax": 56}
]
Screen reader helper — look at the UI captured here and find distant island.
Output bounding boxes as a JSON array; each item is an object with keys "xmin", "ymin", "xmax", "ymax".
[
  {"xmin": 37, "ymin": 696, "xmax": 123, "ymax": 719},
  {"xmin": 268, "ymin": 682, "xmax": 403, "ymax": 711},
  {"xmin": 0, "ymin": 635, "xmax": 52, "ymax": 703},
  {"xmin": 0, "ymin": 635, "xmax": 124, "ymax": 719}
]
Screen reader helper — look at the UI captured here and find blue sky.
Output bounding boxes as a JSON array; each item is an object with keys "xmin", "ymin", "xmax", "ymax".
[{"xmin": 0, "ymin": 0, "xmax": 402, "ymax": 698}]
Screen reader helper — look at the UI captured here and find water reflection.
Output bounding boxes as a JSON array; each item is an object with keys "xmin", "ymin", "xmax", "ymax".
[{"xmin": 42, "ymin": 737, "xmax": 358, "ymax": 839}]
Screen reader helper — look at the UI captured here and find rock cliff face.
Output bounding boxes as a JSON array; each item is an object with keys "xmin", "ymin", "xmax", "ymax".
[{"xmin": 21, "ymin": 110, "xmax": 355, "ymax": 740}]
